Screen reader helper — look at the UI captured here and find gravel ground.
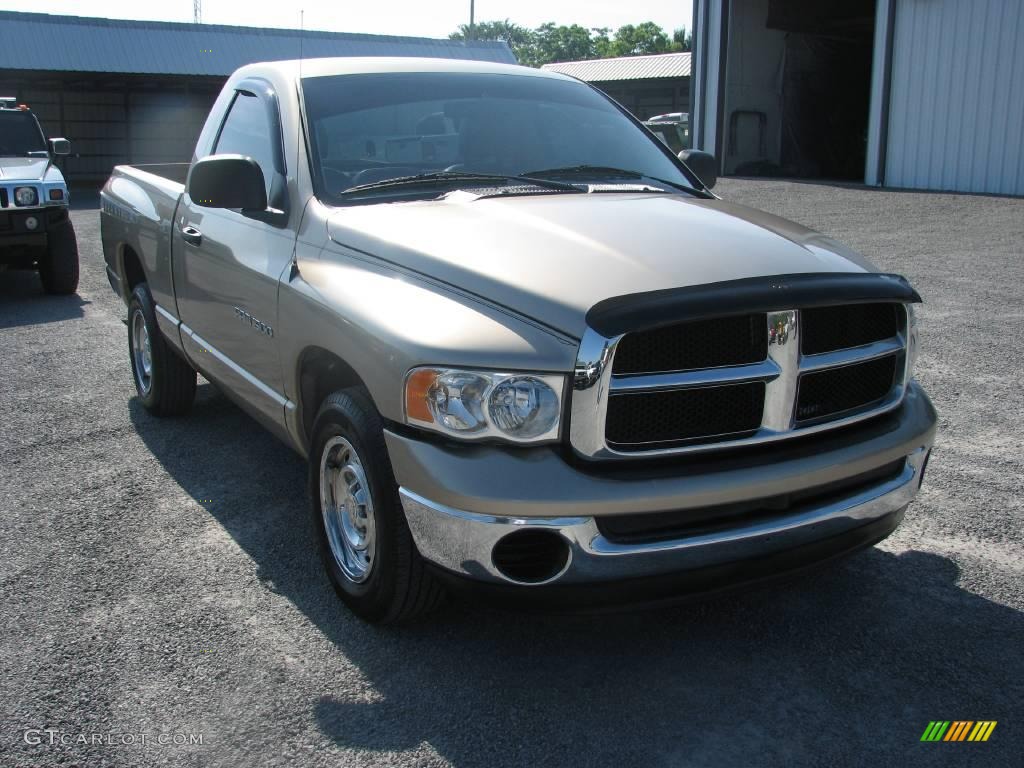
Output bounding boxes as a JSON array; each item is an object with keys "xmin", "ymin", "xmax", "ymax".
[{"xmin": 1, "ymin": 180, "xmax": 1021, "ymax": 767}]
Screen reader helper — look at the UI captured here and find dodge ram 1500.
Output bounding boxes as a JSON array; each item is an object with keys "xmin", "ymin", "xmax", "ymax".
[{"xmin": 101, "ymin": 58, "xmax": 936, "ymax": 623}]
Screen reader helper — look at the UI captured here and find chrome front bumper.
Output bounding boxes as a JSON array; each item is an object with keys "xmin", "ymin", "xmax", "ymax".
[{"xmin": 400, "ymin": 446, "xmax": 929, "ymax": 586}]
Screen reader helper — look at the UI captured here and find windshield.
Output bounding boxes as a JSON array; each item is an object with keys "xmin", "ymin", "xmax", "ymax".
[
  {"xmin": 301, "ymin": 71, "xmax": 698, "ymax": 201},
  {"xmin": 0, "ymin": 111, "xmax": 47, "ymax": 156}
]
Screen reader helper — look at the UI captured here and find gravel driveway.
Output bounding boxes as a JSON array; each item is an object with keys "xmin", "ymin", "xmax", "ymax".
[{"xmin": 1, "ymin": 180, "xmax": 1021, "ymax": 767}]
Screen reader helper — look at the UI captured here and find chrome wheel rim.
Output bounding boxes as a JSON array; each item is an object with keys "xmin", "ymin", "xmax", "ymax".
[
  {"xmin": 320, "ymin": 436, "xmax": 376, "ymax": 583},
  {"xmin": 131, "ymin": 309, "xmax": 153, "ymax": 395}
]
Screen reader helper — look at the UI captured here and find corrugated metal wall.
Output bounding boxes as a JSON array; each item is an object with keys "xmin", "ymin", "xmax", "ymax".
[
  {"xmin": 0, "ymin": 75, "xmax": 220, "ymax": 182},
  {"xmin": 886, "ymin": 0, "xmax": 1024, "ymax": 195}
]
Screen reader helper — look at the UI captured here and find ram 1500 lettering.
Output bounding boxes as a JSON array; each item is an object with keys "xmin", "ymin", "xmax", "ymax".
[{"xmin": 100, "ymin": 58, "xmax": 936, "ymax": 623}]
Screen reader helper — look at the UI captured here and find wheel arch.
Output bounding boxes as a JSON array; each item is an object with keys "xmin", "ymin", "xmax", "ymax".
[
  {"xmin": 119, "ymin": 243, "xmax": 146, "ymax": 301},
  {"xmin": 296, "ymin": 346, "xmax": 376, "ymax": 452}
]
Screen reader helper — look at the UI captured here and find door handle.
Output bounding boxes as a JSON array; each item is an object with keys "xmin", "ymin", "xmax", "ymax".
[{"xmin": 180, "ymin": 225, "xmax": 203, "ymax": 246}]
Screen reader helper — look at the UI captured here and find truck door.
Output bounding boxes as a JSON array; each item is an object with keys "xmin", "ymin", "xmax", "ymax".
[{"xmin": 173, "ymin": 83, "xmax": 294, "ymax": 428}]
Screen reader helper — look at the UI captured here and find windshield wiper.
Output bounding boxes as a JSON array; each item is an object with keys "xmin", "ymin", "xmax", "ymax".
[
  {"xmin": 339, "ymin": 171, "xmax": 580, "ymax": 196},
  {"xmin": 522, "ymin": 165, "xmax": 645, "ymax": 180},
  {"xmin": 520, "ymin": 165, "xmax": 701, "ymax": 195}
]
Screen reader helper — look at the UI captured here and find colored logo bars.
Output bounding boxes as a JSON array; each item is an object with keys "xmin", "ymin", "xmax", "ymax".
[{"xmin": 920, "ymin": 721, "xmax": 997, "ymax": 742}]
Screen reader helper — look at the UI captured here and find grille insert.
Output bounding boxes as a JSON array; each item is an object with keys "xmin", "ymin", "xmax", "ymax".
[
  {"xmin": 596, "ymin": 459, "xmax": 906, "ymax": 543},
  {"xmin": 0, "ymin": 188, "xmax": 8, "ymax": 208},
  {"xmin": 613, "ymin": 313, "xmax": 767, "ymax": 375},
  {"xmin": 797, "ymin": 355, "xmax": 897, "ymax": 423},
  {"xmin": 586, "ymin": 300, "xmax": 908, "ymax": 457},
  {"xmin": 606, "ymin": 382, "xmax": 765, "ymax": 449},
  {"xmin": 801, "ymin": 303, "xmax": 900, "ymax": 355}
]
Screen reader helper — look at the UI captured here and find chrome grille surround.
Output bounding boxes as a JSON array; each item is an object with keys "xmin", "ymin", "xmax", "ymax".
[{"xmin": 570, "ymin": 303, "xmax": 914, "ymax": 459}]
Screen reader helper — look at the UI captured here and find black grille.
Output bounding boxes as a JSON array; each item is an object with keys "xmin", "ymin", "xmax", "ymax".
[
  {"xmin": 801, "ymin": 303, "xmax": 900, "ymax": 355},
  {"xmin": 613, "ymin": 313, "xmax": 767, "ymax": 375},
  {"xmin": 0, "ymin": 188, "xmax": 8, "ymax": 208},
  {"xmin": 796, "ymin": 355, "xmax": 897, "ymax": 423},
  {"xmin": 606, "ymin": 382, "xmax": 765, "ymax": 449},
  {"xmin": 597, "ymin": 459, "xmax": 906, "ymax": 543}
]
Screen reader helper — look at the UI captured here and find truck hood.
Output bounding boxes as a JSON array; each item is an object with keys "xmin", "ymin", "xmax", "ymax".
[
  {"xmin": 326, "ymin": 191, "xmax": 878, "ymax": 338},
  {"xmin": 0, "ymin": 157, "xmax": 55, "ymax": 182}
]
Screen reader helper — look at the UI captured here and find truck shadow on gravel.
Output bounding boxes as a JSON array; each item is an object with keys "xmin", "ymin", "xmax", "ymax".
[
  {"xmin": 0, "ymin": 270, "xmax": 89, "ymax": 327},
  {"xmin": 129, "ymin": 387, "xmax": 1022, "ymax": 768}
]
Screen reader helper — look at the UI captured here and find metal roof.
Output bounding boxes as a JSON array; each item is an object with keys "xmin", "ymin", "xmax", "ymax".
[
  {"xmin": 0, "ymin": 11, "xmax": 516, "ymax": 77},
  {"xmin": 541, "ymin": 52, "xmax": 691, "ymax": 82}
]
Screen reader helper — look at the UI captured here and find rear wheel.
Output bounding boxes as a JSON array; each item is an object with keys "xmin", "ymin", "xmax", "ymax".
[
  {"xmin": 39, "ymin": 218, "xmax": 79, "ymax": 295},
  {"xmin": 128, "ymin": 283, "xmax": 196, "ymax": 415},
  {"xmin": 310, "ymin": 389, "xmax": 444, "ymax": 623}
]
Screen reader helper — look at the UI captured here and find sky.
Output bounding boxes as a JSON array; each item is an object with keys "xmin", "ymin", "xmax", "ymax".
[{"xmin": 0, "ymin": 0, "xmax": 695, "ymax": 40}]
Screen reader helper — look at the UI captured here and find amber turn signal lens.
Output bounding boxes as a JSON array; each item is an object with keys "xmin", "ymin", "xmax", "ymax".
[
  {"xmin": 49, "ymin": 189, "xmax": 64, "ymax": 201},
  {"xmin": 405, "ymin": 368, "xmax": 439, "ymax": 422}
]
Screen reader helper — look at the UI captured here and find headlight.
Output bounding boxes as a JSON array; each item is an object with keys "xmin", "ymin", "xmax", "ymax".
[
  {"xmin": 405, "ymin": 367, "xmax": 563, "ymax": 443},
  {"xmin": 906, "ymin": 303, "xmax": 920, "ymax": 379},
  {"xmin": 14, "ymin": 186, "xmax": 38, "ymax": 206}
]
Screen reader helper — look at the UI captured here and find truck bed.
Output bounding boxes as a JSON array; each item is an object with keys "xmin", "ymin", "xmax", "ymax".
[
  {"xmin": 100, "ymin": 163, "xmax": 186, "ymax": 308},
  {"xmin": 126, "ymin": 162, "xmax": 190, "ymax": 186}
]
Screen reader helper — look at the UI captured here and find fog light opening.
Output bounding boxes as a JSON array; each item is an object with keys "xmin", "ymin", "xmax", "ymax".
[
  {"xmin": 491, "ymin": 529, "xmax": 571, "ymax": 585},
  {"xmin": 25, "ymin": 216, "xmax": 39, "ymax": 231}
]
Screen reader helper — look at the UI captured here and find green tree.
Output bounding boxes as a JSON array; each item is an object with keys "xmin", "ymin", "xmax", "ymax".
[
  {"xmin": 672, "ymin": 26, "xmax": 693, "ymax": 52},
  {"xmin": 591, "ymin": 27, "xmax": 614, "ymax": 58},
  {"xmin": 449, "ymin": 19, "xmax": 683, "ymax": 67},
  {"xmin": 532, "ymin": 23, "xmax": 595, "ymax": 65},
  {"xmin": 609, "ymin": 22, "xmax": 673, "ymax": 56},
  {"xmin": 450, "ymin": 19, "xmax": 535, "ymax": 64}
]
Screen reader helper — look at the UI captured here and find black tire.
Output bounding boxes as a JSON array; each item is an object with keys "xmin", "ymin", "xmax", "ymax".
[
  {"xmin": 39, "ymin": 218, "xmax": 80, "ymax": 295},
  {"xmin": 128, "ymin": 283, "xmax": 196, "ymax": 416},
  {"xmin": 309, "ymin": 389, "xmax": 444, "ymax": 623}
]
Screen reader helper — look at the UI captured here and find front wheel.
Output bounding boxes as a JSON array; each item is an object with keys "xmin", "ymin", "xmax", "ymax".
[
  {"xmin": 309, "ymin": 389, "xmax": 444, "ymax": 623},
  {"xmin": 128, "ymin": 283, "xmax": 196, "ymax": 415},
  {"xmin": 39, "ymin": 218, "xmax": 79, "ymax": 295}
]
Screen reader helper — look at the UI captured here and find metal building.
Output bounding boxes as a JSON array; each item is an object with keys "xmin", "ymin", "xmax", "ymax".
[
  {"xmin": 690, "ymin": 0, "xmax": 1024, "ymax": 195},
  {"xmin": 542, "ymin": 53, "xmax": 691, "ymax": 120},
  {"xmin": 0, "ymin": 11, "xmax": 515, "ymax": 184}
]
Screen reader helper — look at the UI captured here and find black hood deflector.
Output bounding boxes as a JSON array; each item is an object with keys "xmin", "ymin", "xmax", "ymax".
[{"xmin": 586, "ymin": 272, "xmax": 922, "ymax": 337}]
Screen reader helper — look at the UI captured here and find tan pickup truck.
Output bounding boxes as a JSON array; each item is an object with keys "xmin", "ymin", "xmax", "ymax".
[{"xmin": 100, "ymin": 57, "xmax": 936, "ymax": 623}]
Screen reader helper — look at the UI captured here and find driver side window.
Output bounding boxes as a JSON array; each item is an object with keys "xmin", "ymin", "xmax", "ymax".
[{"xmin": 214, "ymin": 91, "xmax": 275, "ymax": 199}]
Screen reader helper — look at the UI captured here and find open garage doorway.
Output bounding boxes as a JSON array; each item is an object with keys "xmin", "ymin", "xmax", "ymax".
[{"xmin": 722, "ymin": 0, "xmax": 876, "ymax": 180}]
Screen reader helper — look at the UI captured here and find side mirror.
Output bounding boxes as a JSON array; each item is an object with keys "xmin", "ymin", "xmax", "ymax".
[
  {"xmin": 679, "ymin": 149, "xmax": 717, "ymax": 190},
  {"xmin": 187, "ymin": 154, "xmax": 267, "ymax": 210},
  {"xmin": 49, "ymin": 138, "xmax": 71, "ymax": 156}
]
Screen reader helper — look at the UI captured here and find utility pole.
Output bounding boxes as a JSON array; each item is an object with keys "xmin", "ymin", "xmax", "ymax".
[
  {"xmin": 469, "ymin": 0, "xmax": 475, "ymax": 39},
  {"xmin": 193, "ymin": 0, "xmax": 202, "ymax": 23}
]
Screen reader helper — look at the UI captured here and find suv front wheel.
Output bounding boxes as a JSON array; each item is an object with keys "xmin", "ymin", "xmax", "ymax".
[{"xmin": 39, "ymin": 218, "xmax": 79, "ymax": 295}]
